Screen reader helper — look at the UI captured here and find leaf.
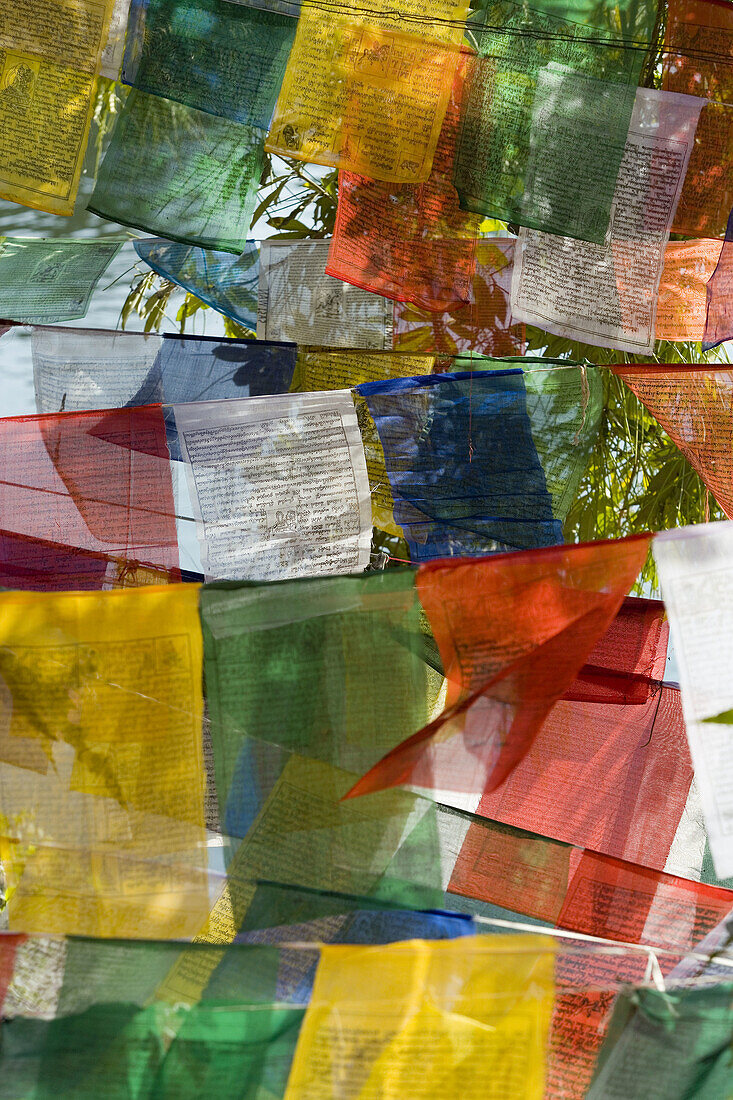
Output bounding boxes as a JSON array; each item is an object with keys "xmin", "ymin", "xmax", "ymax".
[{"xmin": 702, "ymin": 709, "xmax": 733, "ymax": 724}]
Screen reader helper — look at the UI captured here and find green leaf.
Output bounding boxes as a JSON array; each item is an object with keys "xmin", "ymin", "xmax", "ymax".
[{"xmin": 702, "ymin": 709, "xmax": 733, "ymax": 725}]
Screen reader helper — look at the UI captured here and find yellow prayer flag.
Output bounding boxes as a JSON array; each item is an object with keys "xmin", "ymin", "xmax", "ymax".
[
  {"xmin": 0, "ymin": 583, "xmax": 210, "ymax": 937},
  {"xmin": 283, "ymin": 934, "xmax": 555, "ymax": 1099},
  {"xmin": 266, "ymin": 7, "xmax": 462, "ymax": 183},
  {"xmin": 0, "ymin": 0, "xmax": 115, "ymax": 214}
]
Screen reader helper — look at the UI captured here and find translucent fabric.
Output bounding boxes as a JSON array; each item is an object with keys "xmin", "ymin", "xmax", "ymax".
[
  {"xmin": 122, "ymin": 0, "xmax": 295, "ymax": 128},
  {"xmin": 0, "ymin": 528, "xmax": 181, "ymax": 591},
  {"xmin": 510, "ymin": 89, "xmax": 705, "ymax": 355},
  {"xmin": 266, "ymin": 3, "xmax": 465, "ymax": 182},
  {"xmin": 173, "ymin": 391, "xmax": 372, "ymax": 581},
  {"xmin": 0, "ymin": 0, "xmax": 115, "ymax": 214},
  {"xmin": 200, "ymin": 571, "xmax": 437, "ymax": 835},
  {"xmin": 392, "ymin": 238, "xmax": 525, "ymax": 355},
  {"xmin": 133, "ymin": 238, "xmax": 260, "ymax": 329},
  {"xmin": 663, "ymin": 0, "xmax": 733, "ymax": 238},
  {"xmin": 89, "ymin": 90, "xmax": 265, "ymax": 253},
  {"xmin": 614, "ymin": 366, "xmax": 733, "ymax": 518},
  {"xmin": 32, "ymin": 326, "xmax": 163, "ymax": 414},
  {"xmin": 326, "ymin": 50, "xmax": 481, "ymax": 311},
  {"xmin": 284, "ymin": 936, "xmax": 555, "ymax": 1100},
  {"xmin": 475, "ymin": 684, "xmax": 692, "ymax": 870},
  {"xmin": 191, "ymin": 732, "xmax": 733, "ymax": 950},
  {"xmin": 454, "ymin": 0, "xmax": 652, "ymax": 243},
  {"xmin": 358, "ymin": 370, "xmax": 562, "ymax": 560},
  {"xmin": 702, "ymin": 207, "xmax": 733, "ymax": 350},
  {"xmin": 448, "ymin": 820, "xmax": 733, "ymax": 950},
  {"xmin": 588, "ymin": 983, "xmax": 733, "ymax": 1098},
  {"xmin": 0, "ymin": 239, "xmax": 122, "ymax": 323},
  {"xmin": 291, "ymin": 349, "xmax": 438, "ymax": 391},
  {"xmin": 257, "ymin": 239, "xmax": 394, "ymax": 348},
  {"xmin": 0, "ymin": 584, "xmax": 210, "ymax": 938},
  {"xmin": 0, "ymin": 405, "xmax": 180, "ymax": 576},
  {"xmin": 348, "ymin": 535, "xmax": 651, "ymax": 800},
  {"xmin": 654, "ymin": 522, "xmax": 733, "ymax": 882},
  {"xmin": 655, "ymin": 238, "xmax": 724, "ymax": 342}
]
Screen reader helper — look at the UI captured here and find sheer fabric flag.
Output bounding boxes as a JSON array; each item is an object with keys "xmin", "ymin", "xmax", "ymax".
[
  {"xmin": 654, "ymin": 522, "xmax": 733, "ymax": 880},
  {"xmin": 122, "ymin": 0, "xmax": 295, "ymax": 127},
  {"xmin": 0, "ymin": 584, "xmax": 209, "ymax": 938},
  {"xmin": 133, "ymin": 238, "xmax": 260, "ymax": 329},
  {"xmin": 663, "ymin": 0, "xmax": 733, "ymax": 238},
  {"xmin": 0, "ymin": 239, "xmax": 122, "ymax": 323},
  {"xmin": 265, "ymin": 2, "xmax": 464, "ymax": 182},
  {"xmin": 348, "ymin": 534, "xmax": 651, "ymax": 800},
  {"xmin": 454, "ymin": 0, "xmax": 652, "ymax": 243},
  {"xmin": 257, "ymin": 239, "xmax": 394, "ymax": 348},
  {"xmin": 614, "ymin": 365, "xmax": 733, "ymax": 519},
  {"xmin": 358, "ymin": 370, "xmax": 562, "ymax": 560},
  {"xmin": 283, "ymin": 936, "xmax": 555, "ymax": 1100},
  {"xmin": 326, "ymin": 50, "xmax": 481, "ymax": 311},
  {"xmin": 32, "ymin": 326, "xmax": 162, "ymax": 414},
  {"xmin": 0, "ymin": 0, "xmax": 114, "ymax": 215},
  {"xmin": 201, "ymin": 571, "xmax": 437, "ymax": 838},
  {"xmin": 173, "ymin": 391, "xmax": 372, "ymax": 581},
  {"xmin": 703, "ymin": 207, "xmax": 733, "ymax": 350},
  {"xmin": 588, "ymin": 984, "xmax": 733, "ymax": 1099},
  {"xmin": 655, "ymin": 238, "xmax": 724, "ymax": 342},
  {"xmin": 392, "ymin": 237, "xmax": 525, "ymax": 355},
  {"xmin": 0, "ymin": 404, "xmax": 179, "ymax": 575},
  {"xmin": 89, "ymin": 90, "xmax": 265, "ymax": 253},
  {"xmin": 511, "ymin": 89, "xmax": 704, "ymax": 354},
  {"xmin": 291, "ymin": 349, "xmax": 438, "ymax": 391}
]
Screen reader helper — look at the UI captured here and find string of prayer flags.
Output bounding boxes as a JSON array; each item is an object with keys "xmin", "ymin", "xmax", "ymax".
[
  {"xmin": 223, "ymin": 743, "xmax": 733, "ymax": 950},
  {"xmin": 173, "ymin": 391, "xmax": 372, "ymax": 580},
  {"xmin": 0, "ymin": 0, "xmax": 115, "ymax": 215},
  {"xmin": 0, "ymin": 583, "xmax": 210, "ymax": 938},
  {"xmin": 282, "ymin": 935, "xmax": 555, "ymax": 1100},
  {"xmin": 0, "ymin": 405, "xmax": 180, "ymax": 576},
  {"xmin": 392, "ymin": 238, "xmax": 525, "ymax": 355},
  {"xmin": 613, "ymin": 365, "xmax": 733, "ymax": 519},
  {"xmin": 0, "ymin": 239, "xmax": 122, "ymax": 323},
  {"xmin": 133, "ymin": 238, "xmax": 260, "ymax": 330},
  {"xmin": 654, "ymin": 522, "xmax": 733, "ymax": 882},
  {"xmin": 348, "ymin": 534, "xmax": 651, "ymax": 801},
  {"xmin": 257, "ymin": 239, "xmax": 394, "ymax": 348},
  {"xmin": 588, "ymin": 983, "xmax": 733, "ymax": 1098},
  {"xmin": 663, "ymin": 0, "xmax": 733, "ymax": 238},
  {"xmin": 702, "ymin": 207, "xmax": 733, "ymax": 350},
  {"xmin": 358, "ymin": 370, "xmax": 562, "ymax": 560},
  {"xmin": 511, "ymin": 89, "xmax": 705, "ymax": 355},
  {"xmin": 122, "ymin": 0, "xmax": 295, "ymax": 128},
  {"xmin": 31, "ymin": 327, "xmax": 297, "ymax": 415},
  {"xmin": 326, "ymin": 50, "xmax": 482, "ymax": 311},
  {"xmin": 454, "ymin": 0, "xmax": 654, "ymax": 244},
  {"xmin": 89, "ymin": 90, "xmax": 266, "ymax": 252},
  {"xmin": 265, "ymin": 5, "xmax": 463, "ymax": 182}
]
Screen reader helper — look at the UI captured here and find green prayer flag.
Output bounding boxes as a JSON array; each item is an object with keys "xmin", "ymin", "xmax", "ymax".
[{"xmin": 89, "ymin": 90, "xmax": 265, "ymax": 253}]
